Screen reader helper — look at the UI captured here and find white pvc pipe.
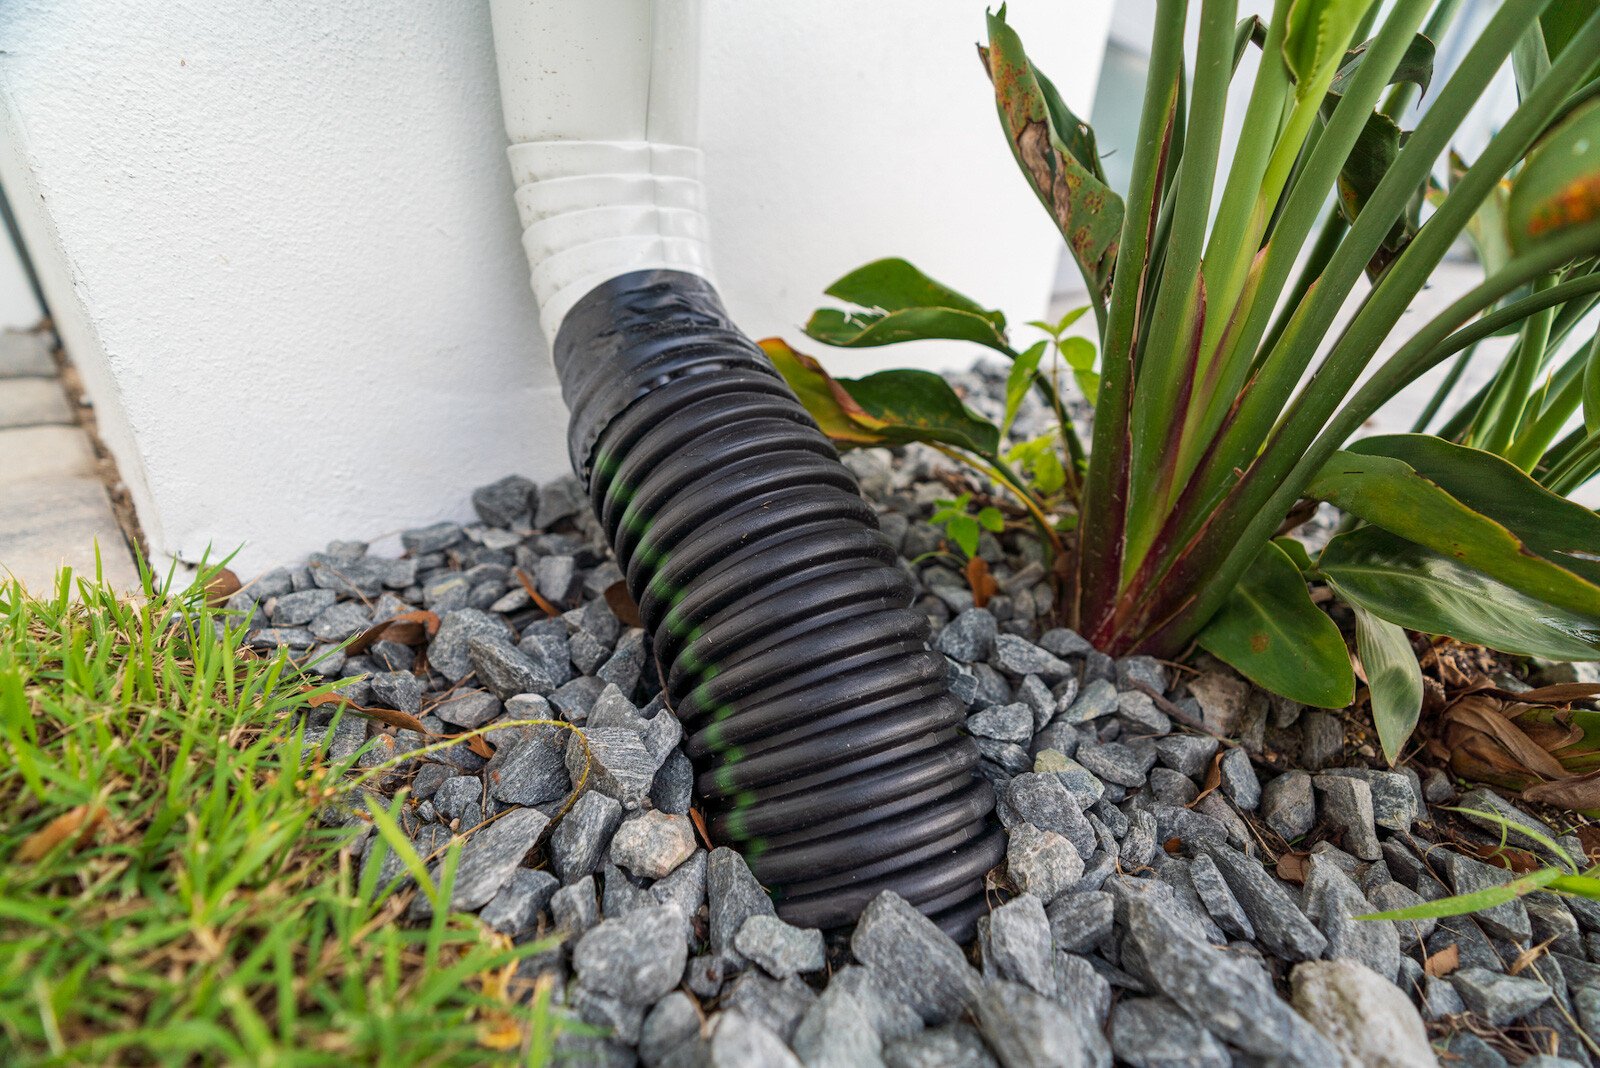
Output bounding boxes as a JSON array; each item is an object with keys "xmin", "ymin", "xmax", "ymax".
[{"xmin": 488, "ymin": 0, "xmax": 713, "ymax": 341}]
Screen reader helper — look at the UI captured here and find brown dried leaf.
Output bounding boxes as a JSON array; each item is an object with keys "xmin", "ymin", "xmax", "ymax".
[
  {"xmin": 1442, "ymin": 695, "xmax": 1570, "ymax": 781},
  {"xmin": 1521, "ymin": 768, "xmax": 1600, "ymax": 810},
  {"xmin": 604, "ymin": 581, "xmax": 642, "ymax": 628},
  {"xmin": 966, "ymin": 556, "xmax": 998, "ymax": 609},
  {"xmin": 1275, "ymin": 851, "xmax": 1311, "ymax": 885},
  {"xmin": 17, "ymin": 804, "xmax": 104, "ymax": 862},
  {"xmin": 1187, "ymin": 751, "xmax": 1225, "ymax": 809},
  {"xmin": 206, "ymin": 568, "xmax": 242, "ymax": 607},
  {"xmin": 688, "ymin": 807, "xmax": 713, "ymax": 851},
  {"xmin": 1424, "ymin": 943, "xmax": 1460, "ymax": 978},
  {"xmin": 1508, "ymin": 938, "xmax": 1553, "ymax": 976},
  {"xmin": 514, "ymin": 569, "xmax": 562, "ymax": 618},
  {"xmin": 308, "ymin": 692, "xmax": 429, "ymax": 735},
  {"xmin": 1576, "ymin": 825, "xmax": 1600, "ymax": 864},
  {"xmin": 345, "ymin": 609, "xmax": 442, "ymax": 655}
]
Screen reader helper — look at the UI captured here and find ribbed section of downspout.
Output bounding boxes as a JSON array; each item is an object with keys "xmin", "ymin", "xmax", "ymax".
[{"xmin": 489, "ymin": 0, "xmax": 1002, "ymax": 936}]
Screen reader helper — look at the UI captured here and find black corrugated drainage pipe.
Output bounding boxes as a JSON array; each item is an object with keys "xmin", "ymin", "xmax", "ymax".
[{"xmin": 488, "ymin": 0, "xmax": 1003, "ymax": 936}]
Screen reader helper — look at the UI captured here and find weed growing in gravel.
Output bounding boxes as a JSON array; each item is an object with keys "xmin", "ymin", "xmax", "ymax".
[{"xmin": 0, "ymin": 565, "xmax": 557, "ymax": 1065}]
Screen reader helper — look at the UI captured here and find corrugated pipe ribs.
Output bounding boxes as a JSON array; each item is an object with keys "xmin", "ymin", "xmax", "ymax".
[{"xmin": 489, "ymin": 0, "xmax": 1003, "ymax": 935}]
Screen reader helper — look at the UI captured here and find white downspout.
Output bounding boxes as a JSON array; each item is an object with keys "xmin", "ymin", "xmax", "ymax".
[{"xmin": 488, "ymin": 0, "xmax": 714, "ymax": 343}]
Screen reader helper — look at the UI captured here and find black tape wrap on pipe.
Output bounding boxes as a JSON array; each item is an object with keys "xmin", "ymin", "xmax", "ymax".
[{"xmin": 552, "ymin": 269, "xmax": 1005, "ymax": 936}]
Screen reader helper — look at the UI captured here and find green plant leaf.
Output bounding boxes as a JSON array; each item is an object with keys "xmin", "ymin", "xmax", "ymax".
[
  {"xmin": 977, "ymin": 506, "xmax": 1005, "ymax": 534},
  {"xmin": 821, "ymin": 258, "xmax": 1005, "ymax": 323},
  {"xmin": 983, "ymin": 7, "xmax": 1123, "ymax": 297},
  {"xmin": 1003, "ymin": 341, "xmax": 1047, "ymax": 435},
  {"xmin": 1309, "ymin": 445, "xmax": 1600, "ymax": 617},
  {"xmin": 805, "ymin": 306, "xmax": 1013, "ymax": 353},
  {"xmin": 1585, "ymin": 326, "xmax": 1600, "ymax": 435},
  {"xmin": 760, "ymin": 339, "xmax": 894, "ymax": 446},
  {"xmin": 1548, "ymin": 873, "xmax": 1600, "ymax": 899},
  {"xmin": 1320, "ymin": 527, "xmax": 1600, "ymax": 660},
  {"xmin": 1321, "ymin": 34, "xmax": 1436, "ymax": 273},
  {"xmin": 1508, "ymin": 98, "xmax": 1600, "ymax": 256},
  {"xmin": 1352, "ymin": 606, "xmax": 1422, "ymax": 766},
  {"xmin": 1274, "ymin": 537, "xmax": 1317, "ymax": 574},
  {"xmin": 1341, "ymin": 434, "xmax": 1600, "ymax": 592},
  {"xmin": 1283, "ymin": 0, "xmax": 1381, "ymax": 98},
  {"xmin": 1006, "ymin": 434, "xmax": 1067, "ymax": 496},
  {"xmin": 1359, "ymin": 865, "xmax": 1565, "ymax": 922},
  {"xmin": 1196, "ymin": 541, "xmax": 1355, "ymax": 708},
  {"xmin": 762, "ymin": 341, "xmax": 1002, "ymax": 457},
  {"xmin": 841, "ymin": 369, "xmax": 1002, "ymax": 456},
  {"xmin": 946, "ymin": 514, "xmax": 980, "ymax": 558}
]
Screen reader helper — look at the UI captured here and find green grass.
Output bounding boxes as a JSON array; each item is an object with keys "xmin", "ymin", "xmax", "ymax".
[{"xmin": 0, "ymin": 565, "xmax": 559, "ymax": 1066}]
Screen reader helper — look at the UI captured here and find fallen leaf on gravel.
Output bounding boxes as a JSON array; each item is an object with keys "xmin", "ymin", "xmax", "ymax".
[
  {"xmin": 1508, "ymin": 938, "xmax": 1553, "ymax": 976},
  {"xmin": 514, "ymin": 569, "xmax": 562, "ymax": 617},
  {"xmin": 308, "ymin": 692, "xmax": 428, "ymax": 735},
  {"xmin": 1188, "ymin": 752, "xmax": 1225, "ymax": 809},
  {"xmin": 1275, "ymin": 851, "xmax": 1310, "ymax": 885},
  {"xmin": 966, "ymin": 556, "xmax": 997, "ymax": 609},
  {"xmin": 17, "ymin": 804, "xmax": 104, "ymax": 862},
  {"xmin": 1436, "ymin": 681, "xmax": 1600, "ymax": 811},
  {"xmin": 1521, "ymin": 768, "xmax": 1600, "ymax": 810},
  {"xmin": 345, "ymin": 609, "xmax": 441, "ymax": 655},
  {"xmin": 604, "ymin": 581, "xmax": 642, "ymax": 628},
  {"xmin": 1424, "ymin": 943, "xmax": 1460, "ymax": 978}
]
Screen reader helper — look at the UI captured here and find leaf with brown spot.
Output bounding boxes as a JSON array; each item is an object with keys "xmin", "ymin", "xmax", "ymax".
[
  {"xmin": 966, "ymin": 556, "xmax": 998, "ymax": 609},
  {"xmin": 1424, "ymin": 943, "xmax": 1461, "ymax": 978},
  {"xmin": 981, "ymin": 9, "xmax": 1122, "ymax": 297},
  {"xmin": 16, "ymin": 804, "xmax": 104, "ymax": 862},
  {"xmin": 604, "ymin": 581, "xmax": 642, "ymax": 628}
]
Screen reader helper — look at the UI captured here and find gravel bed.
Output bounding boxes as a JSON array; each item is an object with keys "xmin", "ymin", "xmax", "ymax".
[{"xmin": 236, "ymin": 361, "xmax": 1600, "ymax": 1066}]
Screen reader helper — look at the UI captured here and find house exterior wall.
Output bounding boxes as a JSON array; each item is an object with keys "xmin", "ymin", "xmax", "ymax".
[{"xmin": 0, "ymin": 1, "xmax": 1108, "ymax": 575}]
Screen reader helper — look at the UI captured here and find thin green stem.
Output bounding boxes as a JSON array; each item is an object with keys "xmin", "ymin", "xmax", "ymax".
[
  {"xmin": 1411, "ymin": 343, "xmax": 1478, "ymax": 433},
  {"xmin": 1075, "ymin": 0, "xmax": 1188, "ymax": 638},
  {"xmin": 1474, "ymin": 275, "xmax": 1556, "ymax": 453}
]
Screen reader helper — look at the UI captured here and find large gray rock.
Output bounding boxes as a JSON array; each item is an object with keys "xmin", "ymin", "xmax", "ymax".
[
  {"xmin": 1290, "ymin": 959, "xmax": 1435, "ymax": 1068},
  {"xmin": 1007, "ymin": 823, "xmax": 1084, "ymax": 904},
  {"xmin": 1451, "ymin": 966, "xmax": 1553, "ymax": 1026},
  {"xmin": 985, "ymin": 894, "xmax": 1056, "ymax": 997},
  {"xmin": 549, "ymin": 790, "xmax": 624, "ymax": 883},
  {"xmin": 791, "ymin": 986, "xmax": 885, "ymax": 1068},
  {"xmin": 439, "ymin": 806, "xmax": 548, "ymax": 912},
  {"xmin": 974, "ymin": 980, "xmax": 1110, "ymax": 1068},
  {"xmin": 468, "ymin": 635, "xmax": 555, "ymax": 700},
  {"xmin": 1201, "ymin": 843, "xmax": 1327, "ymax": 961},
  {"xmin": 610, "ymin": 810, "xmax": 697, "ymax": 879},
  {"xmin": 1300, "ymin": 854, "xmax": 1401, "ymax": 981},
  {"xmin": 736, "ymin": 915, "xmax": 826, "ymax": 979},
  {"xmin": 884, "ymin": 1024, "xmax": 998, "ymax": 1068},
  {"xmin": 429, "ymin": 609, "xmax": 510, "ymax": 682},
  {"xmin": 708, "ymin": 847, "xmax": 777, "ymax": 958},
  {"xmin": 572, "ymin": 905, "xmax": 689, "ymax": 1005},
  {"xmin": 569, "ymin": 724, "xmax": 660, "ymax": 809},
  {"xmin": 1003, "ymin": 774, "xmax": 1096, "ymax": 859},
  {"xmin": 1439, "ymin": 853, "xmax": 1532, "ymax": 943},
  {"xmin": 851, "ymin": 892, "xmax": 982, "ymax": 1025},
  {"xmin": 1109, "ymin": 997, "xmax": 1230, "ymax": 1068},
  {"xmin": 704, "ymin": 1010, "xmax": 803, "ymax": 1068},
  {"xmin": 1125, "ymin": 896, "xmax": 1341, "ymax": 1066},
  {"xmin": 1262, "ymin": 769, "xmax": 1316, "ymax": 841}
]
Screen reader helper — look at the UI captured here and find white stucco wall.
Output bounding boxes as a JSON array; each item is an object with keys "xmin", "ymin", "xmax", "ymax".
[{"xmin": 0, "ymin": 1, "xmax": 1108, "ymax": 576}]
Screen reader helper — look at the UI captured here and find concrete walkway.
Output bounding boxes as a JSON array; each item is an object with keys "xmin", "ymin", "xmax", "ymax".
[{"xmin": 0, "ymin": 331, "xmax": 141, "ymax": 592}]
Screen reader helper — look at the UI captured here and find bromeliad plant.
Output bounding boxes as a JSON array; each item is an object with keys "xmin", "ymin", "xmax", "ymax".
[{"xmin": 765, "ymin": 0, "xmax": 1600, "ymax": 764}]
